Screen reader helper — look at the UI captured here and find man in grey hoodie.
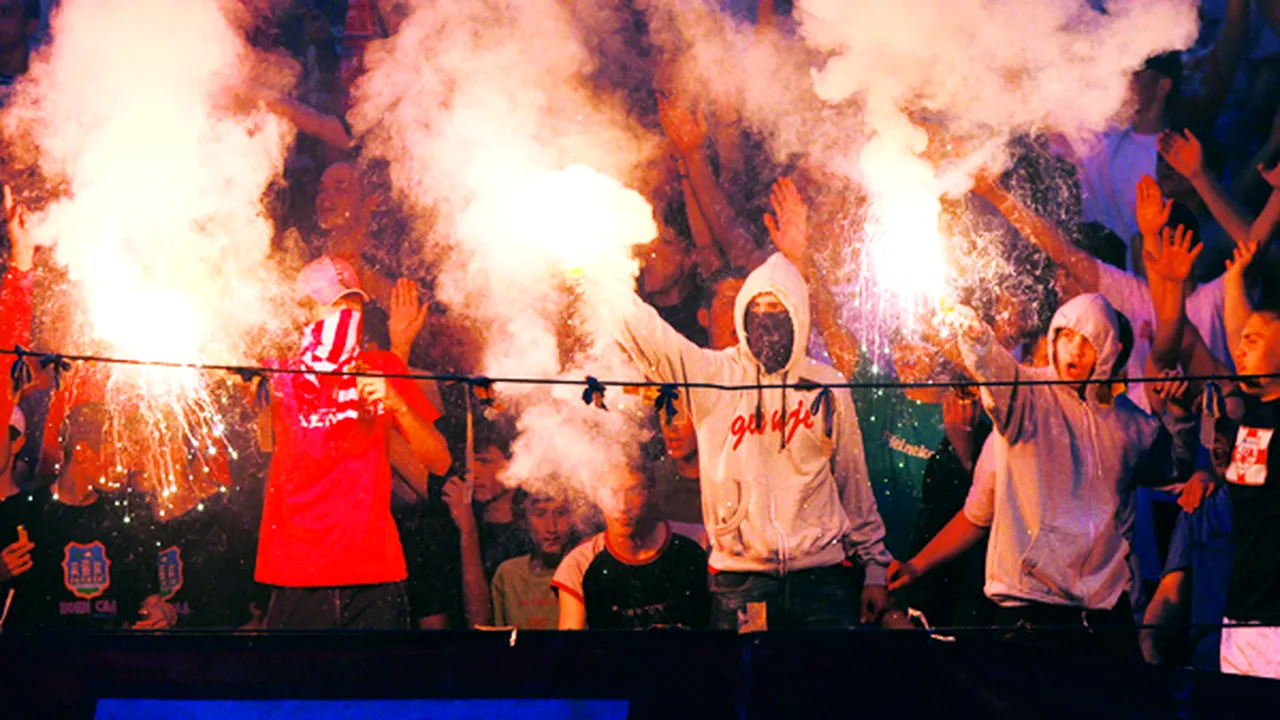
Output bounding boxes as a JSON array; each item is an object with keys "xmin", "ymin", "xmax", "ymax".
[
  {"xmin": 619, "ymin": 253, "xmax": 893, "ymax": 630},
  {"xmin": 887, "ymin": 293, "xmax": 1194, "ymax": 657}
]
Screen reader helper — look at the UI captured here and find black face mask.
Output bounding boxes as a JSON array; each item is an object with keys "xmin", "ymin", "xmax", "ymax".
[{"xmin": 745, "ymin": 308, "xmax": 794, "ymax": 374}]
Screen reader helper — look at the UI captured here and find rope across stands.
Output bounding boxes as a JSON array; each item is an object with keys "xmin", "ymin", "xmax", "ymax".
[{"xmin": 2, "ymin": 344, "xmax": 1271, "ymax": 640}]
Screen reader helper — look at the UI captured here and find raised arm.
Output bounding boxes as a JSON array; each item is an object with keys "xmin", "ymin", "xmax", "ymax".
[
  {"xmin": 658, "ymin": 95, "xmax": 772, "ymax": 272},
  {"xmin": 679, "ymin": 160, "xmax": 726, "ymax": 281},
  {"xmin": 972, "ymin": 172, "xmax": 1099, "ymax": 291},
  {"xmin": 1159, "ymin": 129, "xmax": 1252, "ymax": 245},
  {"xmin": 264, "ymin": 95, "xmax": 353, "ymax": 151},
  {"xmin": 0, "ymin": 185, "xmax": 35, "ymax": 351},
  {"xmin": 442, "ymin": 476, "xmax": 493, "ymax": 628},
  {"xmin": 388, "ymin": 278, "xmax": 430, "ymax": 364},
  {"xmin": 1145, "ymin": 224, "xmax": 1202, "ymax": 371},
  {"xmin": 1224, "ymin": 238, "xmax": 1260, "ymax": 362},
  {"xmin": 767, "ymin": 176, "xmax": 860, "ymax": 378},
  {"xmin": 948, "ymin": 304, "xmax": 1036, "ymax": 444},
  {"xmin": 1247, "ymin": 164, "xmax": 1280, "ymax": 248},
  {"xmin": 357, "ymin": 373, "xmax": 452, "ymax": 476}
]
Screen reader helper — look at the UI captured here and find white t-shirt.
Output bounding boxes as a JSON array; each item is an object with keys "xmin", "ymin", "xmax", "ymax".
[
  {"xmin": 1078, "ymin": 130, "xmax": 1160, "ymax": 271},
  {"xmin": 1096, "ymin": 261, "xmax": 1230, "ymax": 412}
]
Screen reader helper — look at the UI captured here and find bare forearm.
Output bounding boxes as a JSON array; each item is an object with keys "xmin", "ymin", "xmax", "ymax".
[
  {"xmin": 804, "ymin": 259, "xmax": 859, "ymax": 378},
  {"xmin": 1249, "ymin": 189, "xmax": 1280, "ymax": 248},
  {"xmin": 388, "ymin": 433, "xmax": 430, "ymax": 498},
  {"xmin": 1225, "ymin": 273, "xmax": 1252, "ymax": 360},
  {"xmin": 683, "ymin": 176, "xmax": 725, "ymax": 281},
  {"xmin": 1190, "ymin": 171, "xmax": 1252, "ymax": 245},
  {"xmin": 1149, "ymin": 272, "xmax": 1189, "ymax": 370},
  {"xmin": 1140, "ymin": 571, "xmax": 1188, "ymax": 657},
  {"xmin": 393, "ymin": 408, "xmax": 452, "ymax": 476},
  {"xmin": 907, "ymin": 511, "xmax": 988, "ymax": 578},
  {"xmin": 267, "ymin": 96, "xmax": 352, "ymax": 151},
  {"xmin": 459, "ymin": 529, "xmax": 492, "ymax": 627},
  {"xmin": 980, "ymin": 185, "xmax": 1098, "ymax": 290},
  {"xmin": 683, "ymin": 149, "xmax": 770, "ymax": 271}
]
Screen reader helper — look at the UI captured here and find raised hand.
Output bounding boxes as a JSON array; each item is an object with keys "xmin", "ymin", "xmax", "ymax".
[
  {"xmin": 4, "ymin": 185, "xmax": 33, "ymax": 272},
  {"xmin": 763, "ymin": 176, "xmax": 809, "ymax": 267},
  {"xmin": 441, "ymin": 476, "xmax": 477, "ymax": 533},
  {"xmin": 1144, "ymin": 224, "xmax": 1202, "ymax": 284},
  {"xmin": 1158, "ymin": 129, "xmax": 1204, "ymax": 180},
  {"xmin": 1135, "ymin": 174, "xmax": 1172, "ymax": 238},
  {"xmin": 656, "ymin": 93, "xmax": 708, "ymax": 156},
  {"xmin": 389, "ymin": 278, "xmax": 430, "ymax": 361},
  {"xmin": 1225, "ymin": 237, "xmax": 1260, "ymax": 281}
]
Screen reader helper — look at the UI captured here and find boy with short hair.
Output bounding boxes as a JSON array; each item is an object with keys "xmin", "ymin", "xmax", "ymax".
[
  {"xmin": 553, "ymin": 462, "xmax": 708, "ymax": 630},
  {"xmin": 490, "ymin": 493, "xmax": 576, "ymax": 630}
]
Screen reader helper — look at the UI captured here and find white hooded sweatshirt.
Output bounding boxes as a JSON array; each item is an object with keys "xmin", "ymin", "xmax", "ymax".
[
  {"xmin": 619, "ymin": 254, "xmax": 892, "ymax": 583},
  {"xmin": 958, "ymin": 293, "xmax": 1187, "ymax": 609}
]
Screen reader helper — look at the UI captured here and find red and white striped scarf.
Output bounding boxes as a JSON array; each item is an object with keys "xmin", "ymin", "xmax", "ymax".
[{"xmin": 294, "ymin": 309, "xmax": 363, "ymax": 427}]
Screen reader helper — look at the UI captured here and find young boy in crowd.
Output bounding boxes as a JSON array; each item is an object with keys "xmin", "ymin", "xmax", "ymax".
[
  {"xmin": 0, "ymin": 403, "xmax": 171, "ymax": 630},
  {"xmin": 490, "ymin": 493, "xmax": 576, "ymax": 630},
  {"xmin": 553, "ymin": 461, "xmax": 708, "ymax": 630}
]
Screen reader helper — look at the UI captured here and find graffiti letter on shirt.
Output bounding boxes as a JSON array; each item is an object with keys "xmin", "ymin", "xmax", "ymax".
[{"xmin": 1226, "ymin": 427, "xmax": 1273, "ymax": 487}]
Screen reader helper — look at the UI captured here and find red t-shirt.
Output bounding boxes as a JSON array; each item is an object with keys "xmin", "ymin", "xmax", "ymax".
[
  {"xmin": 255, "ymin": 350, "xmax": 439, "ymax": 587},
  {"xmin": 0, "ymin": 266, "xmax": 32, "ymax": 436}
]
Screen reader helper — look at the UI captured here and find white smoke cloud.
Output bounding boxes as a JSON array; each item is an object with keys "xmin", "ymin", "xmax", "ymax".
[
  {"xmin": 649, "ymin": 0, "xmax": 1197, "ymax": 334},
  {"xmin": 1, "ymin": 0, "xmax": 297, "ymax": 512},
  {"xmin": 353, "ymin": 0, "xmax": 661, "ymax": 502},
  {"xmin": 4, "ymin": 0, "xmax": 295, "ymax": 365}
]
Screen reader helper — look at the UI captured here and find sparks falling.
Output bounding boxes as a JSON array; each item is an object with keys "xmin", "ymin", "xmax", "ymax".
[{"xmin": 4, "ymin": 0, "xmax": 293, "ymax": 514}]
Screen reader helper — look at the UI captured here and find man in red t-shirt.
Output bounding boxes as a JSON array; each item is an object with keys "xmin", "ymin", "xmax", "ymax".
[{"xmin": 256, "ymin": 255, "xmax": 451, "ymax": 630}]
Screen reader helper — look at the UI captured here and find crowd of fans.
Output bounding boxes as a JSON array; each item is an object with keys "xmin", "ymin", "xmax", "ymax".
[{"xmin": 0, "ymin": 0, "xmax": 1275, "ymax": 685}]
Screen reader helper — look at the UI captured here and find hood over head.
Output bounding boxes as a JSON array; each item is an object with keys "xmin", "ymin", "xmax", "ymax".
[
  {"xmin": 734, "ymin": 254, "xmax": 811, "ymax": 375},
  {"xmin": 1047, "ymin": 293, "xmax": 1123, "ymax": 383}
]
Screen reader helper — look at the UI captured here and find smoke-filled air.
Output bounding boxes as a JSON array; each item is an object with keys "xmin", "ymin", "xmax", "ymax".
[
  {"xmin": 1, "ymin": 0, "xmax": 296, "ymax": 514},
  {"xmin": 352, "ymin": 0, "xmax": 660, "ymax": 505},
  {"xmin": 652, "ymin": 0, "xmax": 1197, "ymax": 350},
  {"xmin": 0, "ymin": 0, "xmax": 1204, "ymax": 512}
]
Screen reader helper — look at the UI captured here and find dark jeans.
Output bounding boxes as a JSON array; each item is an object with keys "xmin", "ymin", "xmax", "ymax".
[
  {"xmin": 710, "ymin": 565, "xmax": 861, "ymax": 630},
  {"xmin": 992, "ymin": 595, "xmax": 1139, "ymax": 662},
  {"xmin": 265, "ymin": 582, "xmax": 410, "ymax": 630}
]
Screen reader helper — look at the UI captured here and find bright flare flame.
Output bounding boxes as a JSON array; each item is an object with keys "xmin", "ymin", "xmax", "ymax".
[
  {"xmin": 858, "ymin": 105, "xmax": 951, "ymax": 328},
  {"xmin": 460, "ymin": 163, "xmax": 657, "ymax": 278},
  {"xmin": 7, "ymin": 0, "xmax": 292, "ymax": 515}
]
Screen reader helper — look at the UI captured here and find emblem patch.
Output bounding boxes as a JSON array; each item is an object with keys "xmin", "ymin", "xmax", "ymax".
[{"xmin": 62, "ymin": 541, "xmax": 111, "ymax": 599}]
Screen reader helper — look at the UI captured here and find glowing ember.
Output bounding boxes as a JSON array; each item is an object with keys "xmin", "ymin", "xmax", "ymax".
[
  {"xmin": 460, "ymin": 164, "xmax": 656, "ymax": 278},
  {"xmin": 5, "ymin": 0, "xmax": 292, "ymax": 515}
]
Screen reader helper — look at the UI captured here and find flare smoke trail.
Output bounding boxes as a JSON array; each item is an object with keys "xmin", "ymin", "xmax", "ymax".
[
  {"xmin": 353, "ymin": 0, "xmax": 661, "ymax": 503},
  {"xmin": 651, "ymin": 0, "xmax": 1198, "ymax": 351},
  {"xmin": 3, "ymin": 0, "xmax": 296, "ymax": 513}
]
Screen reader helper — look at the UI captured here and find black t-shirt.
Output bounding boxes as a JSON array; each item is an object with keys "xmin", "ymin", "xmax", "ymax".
[
  {"xmin": 1, "ymin": 488, "xmax": 152, "ymax": 630},
  {"xmin": 654, "ymin": 292, "xmax": 709, "ymax": 348},
  {"xmin": 135, "ymin": 494, "xmax": 258, "ymax": 628},
  {"xmin": 552, "ymin": 529, "xmax": 709, "ymax": 630},
  {"xmin": 1225, "ymin": 398, "xmax": 1280, "ymax": 622}
]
